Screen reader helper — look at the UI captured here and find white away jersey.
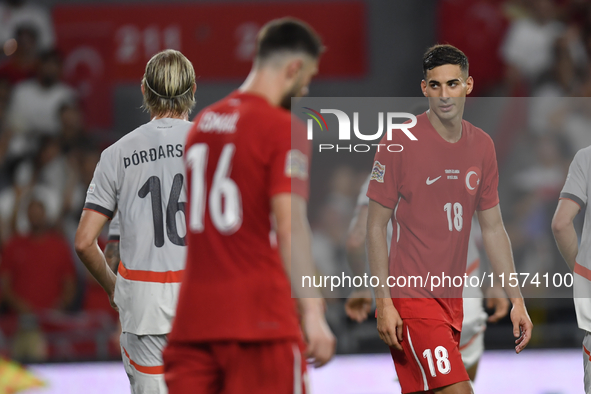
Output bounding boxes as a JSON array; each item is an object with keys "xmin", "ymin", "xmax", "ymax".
[
  {"xmin": 560, "ymin": 146, "xmax": 591, "ymax": 332},
  {"xmin": 85, "ymin": 118, "xmax": 192, "ymax": 335}
]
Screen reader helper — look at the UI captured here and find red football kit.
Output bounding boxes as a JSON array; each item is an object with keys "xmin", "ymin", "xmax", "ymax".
[
  {"xmin": 367, "ymin": 112, "xmax": 499, "ymax": 392},
  {"xmin": 164, "ymin": 91, "xmax": 309, "ymax": 394}
]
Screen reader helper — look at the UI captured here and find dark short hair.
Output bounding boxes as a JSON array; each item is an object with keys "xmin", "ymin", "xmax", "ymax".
[
  {"xmin": 256, "ymin": 17, "xmax": 324, "ymax": 61},
  {"xmin": 422, "ymin": 44, "xmax": 469, "ymax": 78}
]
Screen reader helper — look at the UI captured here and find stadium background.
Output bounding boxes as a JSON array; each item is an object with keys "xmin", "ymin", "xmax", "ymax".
[{"xmin": 0, "ymin": 0, "xmax": 586, "ymax": 392}]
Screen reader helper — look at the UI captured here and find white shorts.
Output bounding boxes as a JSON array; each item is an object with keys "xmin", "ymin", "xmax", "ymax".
[
  {"xmin": 120, "ymin": 332, "xmax": 168, "ymax": 394},
  {"xmin": 583, "ymin": 331, "xmax": 591, "ymax": 394},
  {"xmin": 460, "ymin": 297, "xmax": 487, "ymax": 369}
]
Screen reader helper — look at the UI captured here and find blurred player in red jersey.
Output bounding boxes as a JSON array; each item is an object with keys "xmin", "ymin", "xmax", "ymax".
[
  {"xmin": 164, "ymin": 18, "xmax": 336, "ymax": 394},
  {"xmin": 366, "ymin": 45, "xmax": 533, "ymax": 394}
]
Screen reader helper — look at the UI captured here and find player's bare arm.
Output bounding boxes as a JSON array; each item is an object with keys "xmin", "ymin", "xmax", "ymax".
[
  {"xmin": 551, "ymin": 198, "xmax": 580, "ymax": 272},
  {"xmin": 272, "ymin": 192, "xmax": 336, "ymax": 367},
  {"xmin": 367, "ymin": 199, "xmax": 403, "ymax": 350},
  {"xmin": 477, "ymin": 204, "xmax": 532, "ymax": 353},
  {"xmin": 345, "ymin": 204, "xmax": 372, "ymax": 322},
  {"xmin": 75, "ymin": 210, "xmax": 117, "ymax": 310}
]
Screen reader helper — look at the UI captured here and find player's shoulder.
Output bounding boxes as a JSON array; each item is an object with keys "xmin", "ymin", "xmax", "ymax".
[
  {"xmin": 464, "ymin": 119, "xmax": 494, "ymax": 148},
  {"xmin": 195, "ymin": 91, "xmax": 293, "ymax": 136},
  {"xmin": 111, "ymin": 119, "xmax": 192, "ymax": 149},
  {"xmin": 576, "ymin": 144, "xmax": 591, "ymax": 157},
  {"xmin": 99, "ymin": 124, "xmax": 143, "ymax": 157},
  {"xmin": 572, "ymin": 144, "xmax": 591, "ymax": 165}
]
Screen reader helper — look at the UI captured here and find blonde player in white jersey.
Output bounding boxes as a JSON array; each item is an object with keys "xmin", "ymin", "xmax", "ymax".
[
  {"xmin": 75, "ymin": 49, "xmax": 196, "ymax": 394},
  {"xmin": 553, "ymin": 145, "xmax": 591, "ymax": 393},
  {"xmin": 345, "ymin": 175, "xmax": 509, "ymax": 381}
]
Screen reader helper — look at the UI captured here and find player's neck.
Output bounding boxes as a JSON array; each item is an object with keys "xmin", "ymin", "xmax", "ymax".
[
  {"xmin": 239, "ymin": 68, "xmax": 283, "ymax": 107},
  {"xmin": 426, "ymin": 110, "xmax": 463, "ymax": 143},
  {"xmin": 151, "ymin": 113, "xmax": 188, "ymax": 121}
]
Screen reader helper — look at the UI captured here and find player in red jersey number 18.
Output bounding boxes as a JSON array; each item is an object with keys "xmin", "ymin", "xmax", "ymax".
[{"xmin": 366, "ymin": 45, "xmax": 533, "ymax": 394}]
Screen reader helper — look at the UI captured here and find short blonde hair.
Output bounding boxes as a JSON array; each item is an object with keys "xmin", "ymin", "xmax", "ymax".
[{"xmin": 141, "ymin": 49, "xmax": 196, "ymax": 118}]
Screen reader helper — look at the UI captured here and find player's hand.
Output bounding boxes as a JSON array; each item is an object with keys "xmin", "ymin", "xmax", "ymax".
[
  {"xmin": 302, "ymin": 304, "xmax": 336, "ymax": 367},
  {"xmin": 484, "ymin": 285, "xmax": 510, "ymax": 323},
  {"xmin": 486, "ymin": 297, "xmax": 510, "ymax": 323},
  {"xmin": 345, "ymin": 289, "xmax": 372, "ymax": 323},
  {"xmin": 510, "ymin": 300, "xmax": 532, "ymax": 354},
  {"xmin": 376, "ymin": 300, "xmax": 403, "ymax": 351},
  {"xmin": 108, "ymin": 290, "xmax": 118, "ymax": 312}
]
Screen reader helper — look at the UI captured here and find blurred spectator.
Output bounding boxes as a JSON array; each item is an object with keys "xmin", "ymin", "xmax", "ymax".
[
  {"xmin": 438, "ymin": 0, "xmax": 508, "ymax": 95},
  {"xmin": 32, "ymin": 136, "xmax": 69, "ymax": 204},
  {"xmin": 513, "ymin": 134, "xmax": 567, "ymax": 198},
  {"xmin": 529, "ymin": 37, "xmax": 581, "ymax": 136},
  {"xmin": 58, "ymin": 102, "xmax": 87, "ymax": 155},
  {"xmin": 509, "ymin": 134, "xmax": 568, "ymax": 274},
  {"xmin": 60, "ymin": 142, "xmax": 100, "ymax": 243},
  {"xmin": 534, "ymin": 34, "xmax": 582, "ymax": 97},
  {"xmin": 0, "ymin": 194, "xmax": 76, "ymax": 315},
  {"xmin": 0, "ymin": 79, "xmax": 11, "ymax": 170},
  {"xmin": 311, "ymin": 166, "xmax": 363, "ymax": 297},
  {"xmin": 502, "ymin": 0, "xmax": 564, "ymax": 87},
  {"xmin": 0, "ymin": 0, "xmax": 54, "ymax": 52},
  {"xmin": 0, "ymin": 24, "xmax": 39, "ymax": 85},
  {"xmin": 5, "ymin": 49, "xmax": 76, "ymax": 159},
  {"xmin": 549, "ymin": 98, "xmax": 591, "ymax": 154},
  {"xmin": 0, "ymin": 176, "xmax": 61, "ymax": 246}
]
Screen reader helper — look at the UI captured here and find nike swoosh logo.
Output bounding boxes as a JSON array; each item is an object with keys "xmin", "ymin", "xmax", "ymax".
[{"xmin": 426, "ymin": 176, "xmax": 441, "ymax": 185}]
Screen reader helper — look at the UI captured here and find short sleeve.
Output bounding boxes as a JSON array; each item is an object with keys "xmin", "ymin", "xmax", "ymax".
[
  {"xmin": 560, "ymin": 149, "xmax": 589, "ymax": 209},
  {"xmin": 477, "ymin": 137, "xmax": 500, "ymax": 211},
  {"xmin": 108, "ymin": 211, "xmax": 120, "ymax": 241},
  {"xmin": 269, "ymin": 117, "xmax": 310, "ymax": 199},
  {"xmin": 366, "ymin": 136, "xmax": 402, "ymax": 209},
  {"xmin": 84, "ymin": 147, "xmax": 118, "ymax": 219}
]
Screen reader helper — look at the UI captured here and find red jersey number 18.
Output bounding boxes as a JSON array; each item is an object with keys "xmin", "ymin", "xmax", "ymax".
[
  {"xmin": 186, "ymin": 143, "xmax": 243, "ymax": 234},
  {"xmin": 443, "ymin": 202, "xmax": 463, "ymax": 232}
]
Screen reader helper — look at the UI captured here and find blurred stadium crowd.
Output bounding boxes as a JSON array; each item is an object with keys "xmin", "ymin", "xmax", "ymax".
[
  {"xmin": 0, "ymin": 0, "xmax": 119, "ymax": 362},
  {"xmin": 0, "ymin": 0, "xmax": 589, "ymax": 362}
]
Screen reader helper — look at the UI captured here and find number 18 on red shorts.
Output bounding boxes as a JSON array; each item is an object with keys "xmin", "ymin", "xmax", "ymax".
[{"xmin": 391, "ymin": 318, "xmax": 470, "ymax": 393}]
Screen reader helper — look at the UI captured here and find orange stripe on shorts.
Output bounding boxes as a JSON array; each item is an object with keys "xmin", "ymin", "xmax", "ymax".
[
  {"xmin": 118, "ymin": 262, "xmax": 184, "ymax": 283},
  {"xmin": 575, "ymin": 262, "xmax": 591, "ymax": 282},
  {"xmin": 122, "ymin": 346, "xmax": 164, "ymax": 375}
]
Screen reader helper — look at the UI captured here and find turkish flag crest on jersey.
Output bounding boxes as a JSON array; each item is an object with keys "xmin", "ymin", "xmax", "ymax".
[{"xmin": 465, "ymin": 166, "xmax": 481, "ymax": 196}]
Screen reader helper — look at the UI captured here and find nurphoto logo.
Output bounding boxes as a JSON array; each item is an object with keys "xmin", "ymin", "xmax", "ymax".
[{"xmin": 303, "ymin": 108, "xmax": 418, "ymax": 153}]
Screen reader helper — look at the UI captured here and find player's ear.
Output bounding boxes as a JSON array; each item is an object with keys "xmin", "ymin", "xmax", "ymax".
[
  {"xmin": 192, "ymin": 82, "xmax": 197, "ymax": 94},
  {"xmin": 141, "ymin": 84, "xmax": 145, "ymax": 96},
  {"xmin": 421, "ymin": 80, "xmax": 428, "ymax": 97},
  {"xmin": 286, "ymin": 58, "xmax": 304, "ymax": 81},
  {"xmin": 466, "ymin": 76, "xmax": 474, "ymax": 95}
]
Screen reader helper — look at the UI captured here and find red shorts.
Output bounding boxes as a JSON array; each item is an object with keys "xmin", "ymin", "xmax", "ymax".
[
  {"xmin": 390, "ymin": 318, "xmax": 469, "ymax": 393},
  {"xmin": 163, "ymin": 339, "xmax": 308, "ymax": 394}
]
